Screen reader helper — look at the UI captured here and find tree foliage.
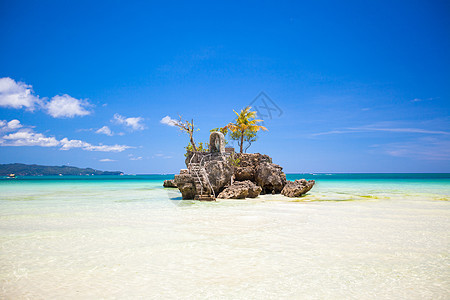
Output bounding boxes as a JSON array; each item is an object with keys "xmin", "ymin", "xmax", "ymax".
[
  {"xmin": 223, "ymin": 106, "xmax": 267, "ymax": 153},
  {"xmin": 184, "ymin": 142, "xmax": 208, "ymax": 157}
]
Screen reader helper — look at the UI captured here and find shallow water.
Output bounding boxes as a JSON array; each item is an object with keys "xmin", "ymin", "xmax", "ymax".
[{"xmin": 1, "ymin": 174, "xmax": 449, "ymax": 299}]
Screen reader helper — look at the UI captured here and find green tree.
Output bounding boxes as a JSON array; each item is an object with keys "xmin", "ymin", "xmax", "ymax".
[
  {"xmin": 223, "ymin": 106, "xmax": 267, "ymax": 153},
  {"xmin": 229, "ymin": 128, "xmax": 258, "ymax": 153}
]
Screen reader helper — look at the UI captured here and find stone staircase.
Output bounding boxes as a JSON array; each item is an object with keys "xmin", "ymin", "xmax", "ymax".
[{"xmin": 189, "ymin": 162, "xmax": 215, "ymax": 201}]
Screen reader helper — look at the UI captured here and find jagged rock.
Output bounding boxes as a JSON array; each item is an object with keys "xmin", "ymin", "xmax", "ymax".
[
  {"xmin": 174, "ymin": 144, "xmax": 309, "ymax": 200},
  {"xmin": 255, "ymin": 162, "xmax": 287, "ymax": 194},
  {"xmin": 174, "ymin": 173, "xmax": 196, "ymax": 199},
  {"xmin": 163, "ymin": 179, "xmax": 177, "ymax": 188},
  {"xmin": 217, "ymin": 180, "xmax": 262, "ymax": 199},
  {"xmin": 204, "ymin": 159, "xmax": 234, "ymax": 195},
  {"xmin": 234, "ymin": 153, "xmax": 286, "ymax": 194},
  {"xmin": 281, "ymin": 179, "xmax": 315, "ymax": 197},
  {"xmin": 234, "ymin": 153, "xmax": 271, "ymax": 181}
]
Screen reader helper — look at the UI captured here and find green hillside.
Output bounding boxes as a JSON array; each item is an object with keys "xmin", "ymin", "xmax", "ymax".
[{"xmin": 0, "ymin": 163, "xmax": 123, "ymax": 176}]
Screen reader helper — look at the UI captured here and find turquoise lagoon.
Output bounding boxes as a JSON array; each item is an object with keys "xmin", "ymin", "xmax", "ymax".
[{"xmin": 0, "ymin": 174, "xmax": 449, "ymax": 299}]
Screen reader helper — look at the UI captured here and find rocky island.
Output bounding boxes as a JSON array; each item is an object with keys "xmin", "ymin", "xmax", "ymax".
[{"xmin": 165, "ymin": 131, "xmax": 314, "ymax": 200}]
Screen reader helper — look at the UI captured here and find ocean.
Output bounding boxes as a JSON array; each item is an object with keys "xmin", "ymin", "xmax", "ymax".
[{"xmin": 0, "ymin": 174, "xmax": 449, "ymax": 299}]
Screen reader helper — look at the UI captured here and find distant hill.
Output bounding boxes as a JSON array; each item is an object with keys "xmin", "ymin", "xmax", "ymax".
[{"xmin": 0, "ymin": 163, "xmax": 123, "ymax": 176}]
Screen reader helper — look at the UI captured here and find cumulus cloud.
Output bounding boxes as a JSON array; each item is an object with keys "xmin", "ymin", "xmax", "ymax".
[
  {"xmin": 160, "ymin": 115, "xmax": 178, "ymax": 127},
  {"xmin": 1, "ymin": 129, "xmax": 60, "ymax": 147},
  {"xmin": 0, "ymin": 77, "xmax": 92, "ymax": 118},
  {"xmin": 0, "ymin": 119, "xmax": 23, "ymax": 132},
  {"xmin": 59, "ymin": 138, "xmax": 131, "ymax": 152},
  {"xmin": 46, "ymin": 94, "xmax": 91, "ymax": 118},
  {"xmin": 113, "ymin": 113, "xmax": 145, "ymax": 131},
  {"xmin": 0, "ymin": 77, "xmax": 41, "ymax": 110},
  {"xmin": 95, "ymin": 125, "xmax": 113, "ymax": 136},
  {"xmin": 0, "ymin": 119, "xmax": 131, "ymax": 152},
  {"xmin": 99, "ymin": 158, "xmax": 116, "ymax": 162}
]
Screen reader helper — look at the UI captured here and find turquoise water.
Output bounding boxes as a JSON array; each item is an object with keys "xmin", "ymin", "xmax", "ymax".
[{"xmin": 0, "ymin": 174, "xmax": 449, "ymax": 299}]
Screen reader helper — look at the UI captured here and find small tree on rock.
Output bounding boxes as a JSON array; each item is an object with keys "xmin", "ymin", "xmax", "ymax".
[
  {"xmin": 223, "ymin": 106, "xmax": 267, "ymax": 153},
  {"xmin": 173, "ymin": 115, "xmax": 199, "ymax": 152}
]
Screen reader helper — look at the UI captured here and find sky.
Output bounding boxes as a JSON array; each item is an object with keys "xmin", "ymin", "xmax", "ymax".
[{"xmin": 0, "ymin": 0, "xmax": 449, "ymax": 174}]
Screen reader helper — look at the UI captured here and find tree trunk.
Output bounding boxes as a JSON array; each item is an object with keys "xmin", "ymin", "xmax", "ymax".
[
  {"xmin": 190, "ymin": 133, "xmax": 197, "ymax": 152},
  {"xmin": 190, "ymin": 119, "xmax": 197, "ymax": 151},
  {"xmin": 240, "ymin": 131, "xmax": 244, "ymax": 153}
]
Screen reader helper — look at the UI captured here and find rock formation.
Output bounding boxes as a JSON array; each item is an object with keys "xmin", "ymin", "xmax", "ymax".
[
  {"xmin": 234, "ymin": 153, "xmax": 286, "ymax": 194},
  {"xmin": 174, "ymin": 169, "xmax": 196, "ymax": 199},
  {"xmin": 168, "ymin": 131, "xmax": 314, "ymax": 200},
  {"xmin": 173, "ymin": 152, "xmax": 292, "ymax": 200},
  {"xmin": 163, "ymin": 179, "xmax": 177, "ymax": 188},
  {"xmin": 217, "ymin": 180, "xmax": 262, "ymax": 199},
  {"xmin": 281, "ymin": 179, "xmax": 315, "ymax": 197}
]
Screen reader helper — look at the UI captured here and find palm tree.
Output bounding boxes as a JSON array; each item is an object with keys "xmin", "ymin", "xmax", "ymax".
[{"xmin": 224, "ymin": 106, "xmax": 267, "ymax": 153}]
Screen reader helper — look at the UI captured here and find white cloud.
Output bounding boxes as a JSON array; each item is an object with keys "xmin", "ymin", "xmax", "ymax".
[
  {"xmin": 113, "ymin": 114, "xmax": 145, "ymax": 131},
  {"xmin": 0, "ymin": 77, "xmax": 41, "ymax": 111},
  {"xmin": 312, "ymin": 125, "xmax": 449, "ymax": 136},
  {"xmin": 60, "ymin": 137, "xmax": 131, "ymax": 152},
  {"xmin": 59, "ymin": 138, "xmax": 91, "ymax": 150},
  {"xmin": 0, "ymin": 119, "xmax": 23, "ymax": 132},
  {"xmin": 129, "ymin": 156, "xmax": 143, "ymax": 160},
  {"xmin": 0, "ymin": 77, "xmax": 93, "ymax": 118},
  {"xmin": 1, "ymin": 129, "xmax": 60, "ymax": 147},
  {"xmin": 46, "ymin": 94, "xmax": 91, "ymax": 118},
  {"xmin": 96, "ymin": 126, "xmax": 113, "ymax": 136},
  {"xmin": 153, "ymin": 153, "xmax": 173, "ymax": 159},
  {"xmin": 160, "ymin": 115, "xmax": 178, "ymax": 127},
  {"xmin": 411, "ymin": 97, "xmax": 439, "ymax": 103},
  {"xmin": 99, "ymin": 158, "xmax": 116, "ymax": 162},
  {"xmin": 128, "ymin": 154, "xmax": 143, "ymax": 160},
  {"xmin": 7, "ymin": 119, "xmax": 22, "ymax": 130},
  {"xmin": 86, "ymin": 144, "xmax": 131, "ymax": 152},
  {"xmin": 0, "ymin": 119, "xmax": 131, "ymax": 152},
  {"xmin": 371, "ymin": 138, "xmax": 450, "ymax": 160}
]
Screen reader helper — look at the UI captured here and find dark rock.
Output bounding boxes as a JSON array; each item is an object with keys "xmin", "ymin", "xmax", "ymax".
[
  {"xmin": 174, "ymin": 173, "xmax": 196, "ymax": 199},
  {"xmin": 255, "ymin": 162, "xmax": 286, "ymax": 194},
  {"xmin": 234, "ymin": 153, "xmax": 272, "ymax": 181},
  {"xmin": 281, "ymin": 179, "xmax": 315, "ymax": 197},
  {"xmin": 163, "ymin": 179, "xmax": 177, "ymax": 188},
  {"xmin": 204, "ymin": 159, "xmax": 234, "ymax": 195},
  {"xmin": 174, "ymin": 148, "xmax": 302, "ymax": 200},
  {"xmin": 233, "ymin": 153, "xmax": 286, "ymax": 194},
  {"xmin": 217, "ymin": 180, "xmax": 262, "ymax": 199}
]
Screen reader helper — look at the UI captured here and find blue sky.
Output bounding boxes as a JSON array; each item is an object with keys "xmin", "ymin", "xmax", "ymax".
[{"xmin": 0, "ymin": 0, "xmax": 449, "ymax": 173}]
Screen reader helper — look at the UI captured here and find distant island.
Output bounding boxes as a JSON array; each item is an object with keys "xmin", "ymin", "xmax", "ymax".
[{"xmin": 0, "ymin": 163, "xmax": 123, "ymax": 176}]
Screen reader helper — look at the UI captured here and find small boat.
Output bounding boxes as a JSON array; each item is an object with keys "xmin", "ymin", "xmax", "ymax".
[{"xmin": 7, "ymin": 173, "xmax": 16, "ymax": 178}]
